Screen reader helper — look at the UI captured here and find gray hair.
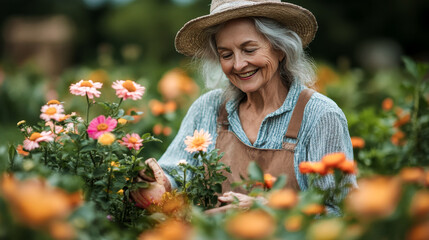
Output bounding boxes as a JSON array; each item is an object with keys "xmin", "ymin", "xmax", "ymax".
[{"xmin": 194, "ymin": 17, "xmax": 316, "ymax": 101}]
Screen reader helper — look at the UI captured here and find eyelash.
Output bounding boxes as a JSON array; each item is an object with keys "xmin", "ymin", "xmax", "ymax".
[{"xmin": 220, "ymin": 49, "xmax": 256, "ymax": 59}]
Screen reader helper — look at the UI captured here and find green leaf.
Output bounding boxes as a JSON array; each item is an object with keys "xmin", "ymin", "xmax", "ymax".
[
  {"xmin": 121, "ymin": 115, "xmax": 135, "ymax": 121},
  {"xmin": 271, "ymin": 174, "xmax": 287, "ymax": 190},
  {"xmin": 403, "ymin": 56, "xmax": 419, "ymax": 79},
  {"xmin": 130, "ymin": 110, "xmax": 144, "ymax": 116},
  {"xmin": 248, "ymin": 162, "xmax": 264, "ymax": 182},
  {"xmin": 117, "ymin": 109, "xmax": 125, "ymax": 117}
]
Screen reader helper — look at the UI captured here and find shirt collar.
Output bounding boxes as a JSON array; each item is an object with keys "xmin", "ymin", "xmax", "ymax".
[{"xmin": 225, "ymin": 80, "xmax": 305, "ymax": 117}]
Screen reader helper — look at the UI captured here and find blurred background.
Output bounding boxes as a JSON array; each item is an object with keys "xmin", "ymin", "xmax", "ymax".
[{"xmin": 1, "ymin": 0, "xmax": 429, "ymax": 159}]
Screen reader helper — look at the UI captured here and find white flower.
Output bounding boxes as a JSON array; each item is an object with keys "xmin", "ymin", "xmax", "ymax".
[{"xmin": 178, "ymin": 159, "xmax": 188, "ymax": 166}]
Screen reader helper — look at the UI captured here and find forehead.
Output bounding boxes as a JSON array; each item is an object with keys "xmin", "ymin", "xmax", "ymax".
[{"xmin": 215, "ymin": 18, "xmax": 268, "ymax": 46}]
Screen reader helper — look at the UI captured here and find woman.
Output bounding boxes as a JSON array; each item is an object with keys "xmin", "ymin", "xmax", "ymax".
[{"xmin": 131, "ymin": 0, "xmax": 356, "ymax": 215}]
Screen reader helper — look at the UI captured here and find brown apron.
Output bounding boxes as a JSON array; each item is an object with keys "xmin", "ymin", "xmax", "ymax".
[{"xmin": 215, "ymin": 89, "xmax": 314, "ymax": 193}]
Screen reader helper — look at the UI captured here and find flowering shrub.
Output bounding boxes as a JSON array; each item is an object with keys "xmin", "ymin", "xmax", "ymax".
[
  {"xmin": 171, "ymin": 129, "xmax": 231, "ymax": 209},
  {"xmin": 5, "ymin": 79, "xmax": 162, "ymax": 238}
]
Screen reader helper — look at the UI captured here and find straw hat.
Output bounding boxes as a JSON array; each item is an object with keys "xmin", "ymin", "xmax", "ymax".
[{"xmin": 175, "ymin": 0, "xmax": 318, "ymax": 57}]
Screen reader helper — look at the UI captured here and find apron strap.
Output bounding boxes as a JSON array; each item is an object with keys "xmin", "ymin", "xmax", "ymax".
[
  {"xmin": 217, "ymin": 88, "xmax": 315, "ymax": 136},
  {"xmin": 284, "ymin": 88, "xmax": 315, "ymax": 139}
]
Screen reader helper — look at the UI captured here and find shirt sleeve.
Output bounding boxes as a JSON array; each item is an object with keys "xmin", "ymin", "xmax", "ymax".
[
  {"xmin": 157, "ymin": 90, "xmax": 222, "ymax": 189},
  {"xmin": 306, "ymin": 110, "xmax": 357, "ymax": 216}
]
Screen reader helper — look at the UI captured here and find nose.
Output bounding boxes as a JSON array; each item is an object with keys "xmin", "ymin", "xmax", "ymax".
[{"xmin": 233, "ymin": 54, "xmax": 248, "ymax": 71}]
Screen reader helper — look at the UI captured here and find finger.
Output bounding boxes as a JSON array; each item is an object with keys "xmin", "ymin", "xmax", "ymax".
[
  {"xmin": 146, "ymin": 158, "xmax": 166, "ymax": 185},
  {"xmin": 218, "ymin": 195, "xmax": 234, "ymax": 203},
  {"xmin": 130, "ymin": 191, "xmax": 151, "ymax": 208}
]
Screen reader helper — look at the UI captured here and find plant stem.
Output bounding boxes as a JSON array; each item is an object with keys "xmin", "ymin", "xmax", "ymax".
[{"xmin": 86, "ymin": 94, "xmax": 91, "ymax": 123}]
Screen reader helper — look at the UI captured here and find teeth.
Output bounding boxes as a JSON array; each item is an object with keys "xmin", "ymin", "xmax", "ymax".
[{"xmin": 238, "ymin": 70, "xmax": 257, "ymax": 78}]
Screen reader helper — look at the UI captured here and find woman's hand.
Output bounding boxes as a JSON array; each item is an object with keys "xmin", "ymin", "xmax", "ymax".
[
  {"xmin": 204, "ymin": 192, "xmax": 267, "ymax": 215},
  {"xmin": 130, "ymin": 158, "xmax": 171, "ymax": 208}
]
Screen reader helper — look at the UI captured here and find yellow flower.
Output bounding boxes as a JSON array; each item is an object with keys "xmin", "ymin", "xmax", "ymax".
[
  {"xmin": 17, "ymin": 120, "xmax": 26, "ymax": 126},
  {"xmin": 98, "ymin": 133, "xmax": 115, "ymax": 146},
  {"xmin": 184, "ymin": 129, "xmax": 212, "ymax": 153},
  {"xmin": 118, "ymin": 118, "xmax": 127, "ymax": 125}
]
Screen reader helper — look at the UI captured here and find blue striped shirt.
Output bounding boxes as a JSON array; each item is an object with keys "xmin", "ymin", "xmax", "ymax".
[{"xmin": 159, "ymin": 80, "xmax": 356, "ymax": 214}]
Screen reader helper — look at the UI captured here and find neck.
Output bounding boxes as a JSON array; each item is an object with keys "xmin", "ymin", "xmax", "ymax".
[{"xmin": 241, "ymin": 77, "xmax": 289, "ymax": 115}]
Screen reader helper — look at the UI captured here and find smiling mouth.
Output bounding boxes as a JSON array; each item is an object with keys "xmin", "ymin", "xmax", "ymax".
[{"xmin": 237, "ymin": 69, "xmax": 258, "ymax": 79}]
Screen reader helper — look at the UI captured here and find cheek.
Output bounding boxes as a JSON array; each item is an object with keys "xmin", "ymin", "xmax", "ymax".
[{"xmin": 220, "ymin": 60, "xmax": 232, "ymax": 74}]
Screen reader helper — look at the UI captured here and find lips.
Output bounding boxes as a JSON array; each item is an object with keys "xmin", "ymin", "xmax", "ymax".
[{"xmin": 237, "ymin": 69, "xmax": 258, "ymax": 79}]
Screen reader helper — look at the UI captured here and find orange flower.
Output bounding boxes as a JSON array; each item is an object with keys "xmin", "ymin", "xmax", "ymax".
[
  {"xmin": 267, "ymin": 189, "xmax": 298, "ymax": 209},
  {"xmin": 184, "ymin": 129, "xmax": 212, "ymax": 153},
  {"xmin": 299, "ymin": 161, "xmax": 313, "ymax": 174},
  {"xmin": 337, "ymin": 160, "xmax": 357, "ymax": 174},
  {"xmin": 16, "ymin": 144, "xmax": 29, "ymax": 157},
  {"xmin": 307, "ymin": 218, "xmax": 344, "ymax": 240},
  {"xmin": 0, "ymin": 174, "xmax": 82, "ymax": 227},
  {"xmin": 382, "ymin": 98, "xmax": 394, "ymax": 111},
  {"xmin": 301, "ymin": 203, "xmax": 325, "ymax": 215},
  {"xmin": 391, "ymin": 130, "xmax": 406, "ymax": 146},
  {"xmin": 299, "ymin": 161, "xmax": 331, "ymax": 175},
  {"xmin": 311, "ymin": 162, "xmax": 330, "ymax": 175},
  {"xmin": 351, "ymin": 137, "xmax": 365, "ymax": 149},
  {"xmin": 425, "ymin": 171, "xmax": 429, "ymax": 187},
  {"xmin": 407, "ymin": 221, "xmax": 429, "ymax": 240},
  {"xmin": 149, "ymin": 99, "xmax": 165, "ymax": 116},
  {"xmin": 126, "ymin": 108, "xmax": 143, "ymax": 123},
  {"xmin": 153, "ymin": 124, "xmax": 163, "ymax": 135},
  {"xmin": 315, "ymin": 65, "xmax": 340, "ymax": 94},
  {"xmin": 158, "ymin": 68, "xmax": 199, "ymax": 100},
  {"xmin": 164, "ymin": 101, "xmax": 177, "ymax": 113},
  {"xmin": 409, "ymin": 190, "xmax": 429, "ymax": 218},
  {"xmin": 346, "ymin": 176, "xmax": 401, "ymax": 219},
  {"xmin": 263, "ymin": 173, "xmax": 277, "ymax": 189},
  {"xmin": 226, "ymin": 210, "xmax": 275, "ymax": 240},
  {"xmin": 400, "ymin": 167, "xmax": 425, "ymax": 184},
  {"xmin": 394, "ymin": 112, "xmax": 411, "ymax": 128},
  {"xmin": 48, "ymin": 221, "xmax": 76, "ymax": 240},
  {"xmin": 283, "ymin": 215, "xmax": 303, "ymax": 232},
  {"xmin": 138, "ymin": 219, "xmax": 192, "ymax": 240},
  {"xmin": 47, "ymin": 99, "xmax": 61, "ymax": 105},
  {"xmin": 162, "ymin": 126, "xmax": 172, "ymax": 136},
  {"xmin": 321, "ymin": 152, "xmax": 346, "ymax": 168}
]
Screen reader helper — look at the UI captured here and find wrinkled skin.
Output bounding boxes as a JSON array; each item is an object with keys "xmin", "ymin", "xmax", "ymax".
[
  {"xmin": 130, "ymin": 158, "xmax": 171, "ymax": 208},
  {"xmin": 205, "ymin": 191, "xmax": 267, "ymax": 215}
]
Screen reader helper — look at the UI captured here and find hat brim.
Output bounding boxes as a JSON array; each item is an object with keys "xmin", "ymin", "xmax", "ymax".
[{"xmin": 175, "ymin": 2, "xmax": 317, "ymax": 57}]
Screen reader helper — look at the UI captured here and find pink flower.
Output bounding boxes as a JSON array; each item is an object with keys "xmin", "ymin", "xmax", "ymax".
[
  {"xmin": 184, "ymin": 129, "xmax": 212, "ymax": 153},
  {"xmin": 70, "ymin": 80, "xmax": 102, "ymax": 99},
  {"xmin": 40, "ymin": 104, "xmax": 65, "ymax": 122},
  {"xmin": 87, "ymin": 115, "xmax": 117, "ymax": 139},
  {"xmin": 23, "ymin": 131, "xmax": 55, "ymax": 151},
  {"xmin": 121, "ymin": 133, "xmax": 143, "ymax": 150},
  {"xmin": 112, "ymin": 80, "xmax": 145, "ymax": 100}
]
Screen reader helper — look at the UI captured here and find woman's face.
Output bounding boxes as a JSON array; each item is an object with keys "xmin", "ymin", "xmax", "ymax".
[{"xmin": 215, "ymin": 18, "xmax": 284, "ymax": 94}]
